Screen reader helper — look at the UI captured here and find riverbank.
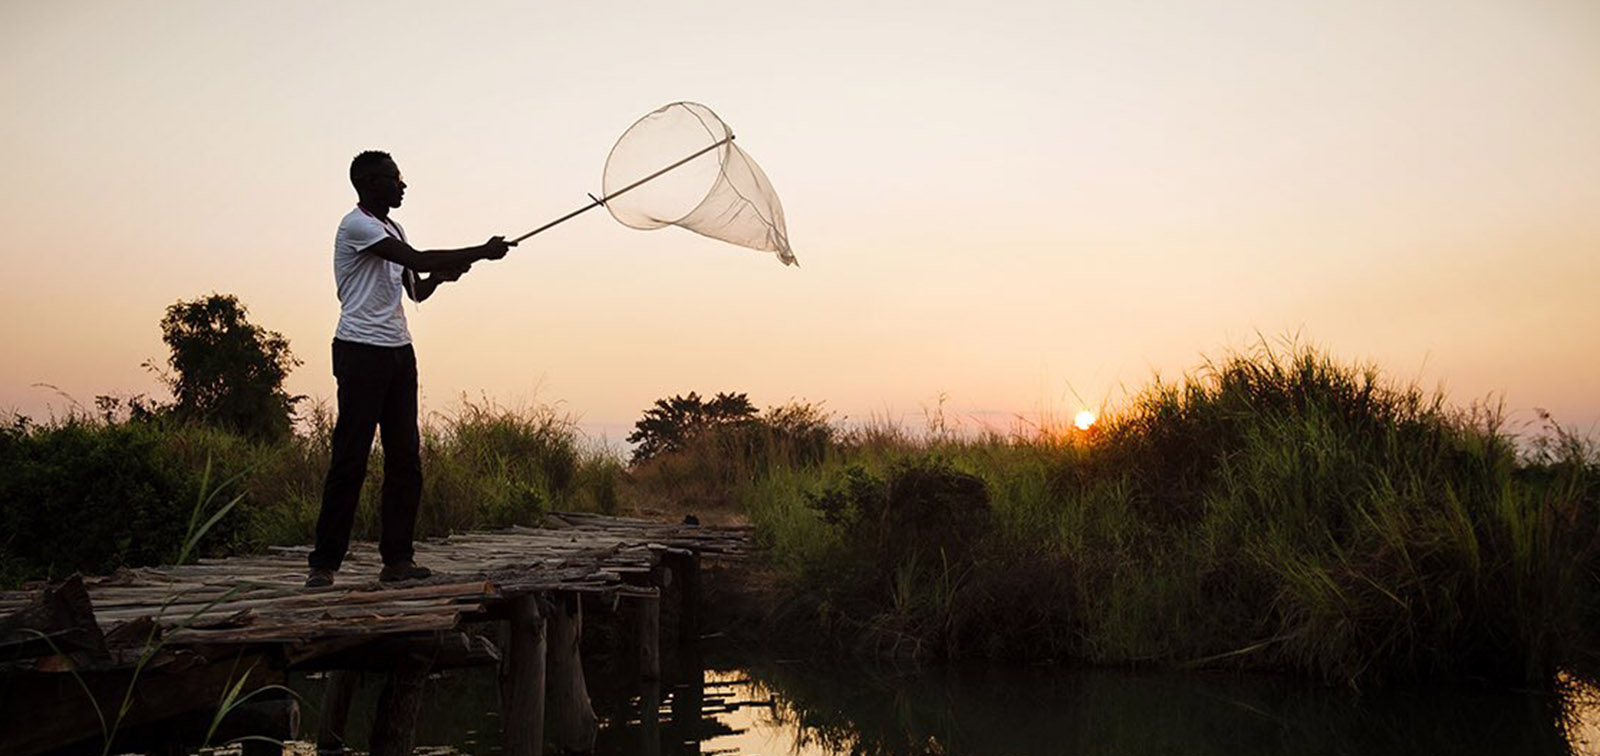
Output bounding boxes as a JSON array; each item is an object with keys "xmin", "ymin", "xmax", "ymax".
[
  {"xmin": 4, "ymin": 343, "xmax": 1596, "ymax": 690},
  {"xmin": 691, "ymin": 344, "xmax": 1600, "ymax": 689}
]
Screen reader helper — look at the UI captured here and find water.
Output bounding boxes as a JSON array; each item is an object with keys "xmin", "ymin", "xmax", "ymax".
[{"xmin": 281, "ymin": 650, "xmax": 1600, "ymax": 756}]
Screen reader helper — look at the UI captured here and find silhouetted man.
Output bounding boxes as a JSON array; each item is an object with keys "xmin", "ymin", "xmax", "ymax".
[{"xmin": 306, "ymin": 150, "xmax": 513, "ymax": 588}]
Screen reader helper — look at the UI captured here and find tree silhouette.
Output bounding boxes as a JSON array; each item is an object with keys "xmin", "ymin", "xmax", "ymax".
[
  {"xmin": 155, "ymin": 293, "xmax": 301, "ymax": 441},
  {"xmin": 626, "ymin": 391, "xmax": 757, "ymax": 463}
]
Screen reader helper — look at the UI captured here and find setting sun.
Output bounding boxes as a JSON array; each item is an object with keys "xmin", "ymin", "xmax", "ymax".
[{"xmin": 1074, "ymin": 410, "xmax": 1097, "ymax": 431}]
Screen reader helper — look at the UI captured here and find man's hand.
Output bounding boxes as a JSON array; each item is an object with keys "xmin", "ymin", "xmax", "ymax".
[
  {"xmin": 433, "ymin": 263, "xmax": 472, "ymax": 283},
  {"xmin": 481, "ymin": 236, "xmax": 514, "ymax": 260}
]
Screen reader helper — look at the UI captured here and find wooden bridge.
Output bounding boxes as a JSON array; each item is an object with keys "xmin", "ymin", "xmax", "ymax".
[{"xmin": 0, "ymin": 512, "xmax": 752, "ymax": 756}]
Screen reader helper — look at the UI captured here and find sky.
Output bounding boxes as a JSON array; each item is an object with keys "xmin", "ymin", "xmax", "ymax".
[{"xmin": 2, "ymin": 0, "xmax": 1597, "ymax": 446}]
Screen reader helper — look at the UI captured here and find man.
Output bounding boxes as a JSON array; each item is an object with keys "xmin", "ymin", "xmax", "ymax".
[{"xmin": 306, "ymin": 150, "xmax": 513, "ymax": 588}]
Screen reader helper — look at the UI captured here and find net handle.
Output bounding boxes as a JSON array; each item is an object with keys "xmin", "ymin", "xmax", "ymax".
[{"xmin": 509, "ymin": 133, "xmax": 735, "ymax": 244}]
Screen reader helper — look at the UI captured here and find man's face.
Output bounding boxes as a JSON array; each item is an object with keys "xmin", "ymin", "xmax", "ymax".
[{"xmin": 364, "ymin": 159, "xmax": 407, "ymax": 209}]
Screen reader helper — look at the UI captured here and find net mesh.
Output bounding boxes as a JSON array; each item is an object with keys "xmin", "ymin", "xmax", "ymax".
[{"xmin": 602, "ymin": 102, "xmax": 796, "ymax": 266}]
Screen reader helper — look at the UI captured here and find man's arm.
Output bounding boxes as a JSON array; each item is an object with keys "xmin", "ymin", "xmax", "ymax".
[
  {"xmin": 363, "ymin": 235, "xmax": 512, "ymax": 272},
  {"xmin": 403, "ymin": 264, "xmax": 471, "ymax": 303}
]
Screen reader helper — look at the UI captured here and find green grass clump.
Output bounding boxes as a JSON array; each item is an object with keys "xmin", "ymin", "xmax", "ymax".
[
  {"xmin": 731, "ymin": 343, "xmax": 1600, "ymax": 688},
  {"xmin": 0, "ymin": 397, "xmax": 618, "ymax": 588}
]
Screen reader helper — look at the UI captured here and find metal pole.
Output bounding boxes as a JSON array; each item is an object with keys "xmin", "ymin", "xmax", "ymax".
[{"xmin": 509, "ymin": 134, "xmax": 734, "ymax": 244}]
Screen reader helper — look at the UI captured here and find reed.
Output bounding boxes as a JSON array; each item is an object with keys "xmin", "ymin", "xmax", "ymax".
[{"xmin": 728, "ymin": 343, "xmax": 1599, "ymax": 687}]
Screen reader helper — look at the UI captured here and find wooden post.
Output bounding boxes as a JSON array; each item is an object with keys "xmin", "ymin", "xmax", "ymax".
[
  {"xmin": 369, "ymin": 653, "xmax": 429, "ymax": 756},
  {"xmin": 637, "ymin": 680, "xmax": 661, "ymax": 756},
  {"xmin": 670, "ymin": 650, "xmax": 704, "ymax": 756},
  {"xmin": 666, "ymin": 551, "xmax": 702, "ymax": 647},
  {"xmin": 629, "ymin": 588, "xmax": 661, "ymax": 681},
  {"xmin": 316, "ymin": 670, "xmax": 360, "ymax": 753},
  {"xmin": 503, "ymin": 594, "xmax": 548, "ymax": 756},
  {"xmin": 229, "ymin": 698, "xmax": 300, "ymax": 756},
  {"xmin": 548, "ymin": 591, "xmax": 598, "ymax": 753}
]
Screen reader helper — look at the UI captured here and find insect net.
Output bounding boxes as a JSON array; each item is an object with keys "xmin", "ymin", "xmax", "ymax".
[{"xmin": 601, "ymin": 102, "xmax": 796, "ymax": 266}]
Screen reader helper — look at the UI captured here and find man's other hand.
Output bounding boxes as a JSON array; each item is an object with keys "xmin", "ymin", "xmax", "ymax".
[{"xmin": 435, "ymin": 263, "xmax": 472, "ymax": 282}]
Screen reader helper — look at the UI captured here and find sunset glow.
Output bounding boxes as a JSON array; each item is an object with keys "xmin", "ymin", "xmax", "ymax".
[
  {"xmin": 0, "ymin": 1, "xmax": 1596, "ymax": 439},
  {"xmin": 1075, "ymin": 410, "xmax": 1097, "ymax": 431}
]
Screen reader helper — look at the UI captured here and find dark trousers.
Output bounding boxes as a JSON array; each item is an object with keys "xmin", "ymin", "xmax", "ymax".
[{"xmin": 309, "ymin": 339, "xmax": 422, "ymax": 570}]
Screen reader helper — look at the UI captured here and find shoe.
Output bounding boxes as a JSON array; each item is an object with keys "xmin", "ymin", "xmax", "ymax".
[
  {"xmin": 305, "ymin": 567, "xmax": 335, "ymax": 588},
  {"xmin": 379, "ymin": 562, "xmax": 432, "ymax": 583}
]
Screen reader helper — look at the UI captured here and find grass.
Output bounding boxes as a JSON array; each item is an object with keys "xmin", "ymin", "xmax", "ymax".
[
  {"xmin": 5, "ymin": 341, "xmax": 1597, "ymax": 691},
  {"xmin": 706, "ymin": 342, "xmax": 1600, "ymax": 688},
  {"xmin": 0, "ymin": 396, "xmax": 617, "ymax": 587}
]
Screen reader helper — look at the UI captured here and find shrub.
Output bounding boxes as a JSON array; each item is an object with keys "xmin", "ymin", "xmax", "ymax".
[{"xmin": 0, "ymin": 416, "xmax": 250, "ymax": 584}]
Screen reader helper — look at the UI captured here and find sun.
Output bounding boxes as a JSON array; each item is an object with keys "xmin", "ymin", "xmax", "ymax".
[{"xmin": 1074, "ymin": 409, "xmax": 1097, "ymax": 431}]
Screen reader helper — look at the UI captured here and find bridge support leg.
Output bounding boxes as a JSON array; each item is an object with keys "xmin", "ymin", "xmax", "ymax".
[
  {"xmin": 629, "ymin": 588, "xmax": 661, "ymax": 681},
  {"xmin": 637, "ymin": 680, "xmax": 662, "ymax": 756},
  {"xmin": 316, "ymin": 669, "xmax": 360, "ymax": 753},
  {"xmin": 665, "ymin": 551, "xmax": 702, "ymax": 647},
  {"xmin": 503, "ymin": 594, "xmax": 548, "ymax": 756},
  {"xmin": 549, "ymin": 591, "xmax": 598, "ymax": 753},
  {"xmin": 369, "ymin": 654, "xmax": 429, "ymax": 756}
]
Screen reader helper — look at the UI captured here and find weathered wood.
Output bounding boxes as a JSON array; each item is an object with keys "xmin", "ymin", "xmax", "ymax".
[
  {"xmin": 370, "ymin": 653, "xmax": 430, "ymax": 756},
  {"xmin": 629, "ymin": 589, "xmax": 661, "ymax": 681},
  {"xmin": 297, "ymin": 630, "xmax": 500, "ymax": 672},
  {"xmin": 0, "ymin": 512, "xmax": 748, "ymax": 755},
  {"xmin": 316, "ymin": 669, "xmax": 361, "ymax": 754},
  {"xmin": 0, "ymin": 575, "xmax": 106, "ymax": 661},
  {"xmin": 547, "ymin": 592, "xmax": 598, "ymax": 753},
  {"xmin": 637, "ymin": 680, "xmax": 662, "ymax": 756},
  {"xmin": 503, "ymin": 594, "xmax": 547, "ymax": 756},
  {"xmin": 665, "ymin": 551, "xmax": 703, "ymax": 647}
]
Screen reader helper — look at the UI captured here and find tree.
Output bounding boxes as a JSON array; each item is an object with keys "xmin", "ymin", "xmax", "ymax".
[
  {"xmin": 626, "ymin": 392, "xmax": 757, "ymax": 463},
  {"xmin": 155, "ymin": 293, "xmax": 302, "ymax": 441}
]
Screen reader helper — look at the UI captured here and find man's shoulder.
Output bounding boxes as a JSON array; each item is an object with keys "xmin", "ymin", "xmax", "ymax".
[{"xmin": 338, "ymin": 207, "xmax": 379, "ymax": 232}]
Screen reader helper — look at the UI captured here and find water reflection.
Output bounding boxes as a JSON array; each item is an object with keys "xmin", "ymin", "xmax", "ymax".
[{"xmin": 286, "ymin": 653, "xmax": 1595, "ymax": 755}]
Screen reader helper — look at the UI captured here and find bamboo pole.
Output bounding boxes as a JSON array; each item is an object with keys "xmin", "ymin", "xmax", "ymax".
[{"xmin": 509, "ymin": 135, "xmax": 734, "ymax": 244}]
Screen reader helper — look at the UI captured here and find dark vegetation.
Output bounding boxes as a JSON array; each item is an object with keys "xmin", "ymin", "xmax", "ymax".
[
  {"xmin": 735, "ymin": 346, "xmax": 1600, "ymax": 688},
  {"xmin": 0, "ymin": 294, "xmax": 613, "ymax": 588},
  {"xmin": 3, "ymin": 293, "xmax": 1597, "ymax": 690}
]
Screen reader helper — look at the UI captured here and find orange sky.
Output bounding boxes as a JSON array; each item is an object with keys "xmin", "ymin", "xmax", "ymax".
[{"xmin": 2, "ymin": 0, "xmax": 1597, "ymax": 445}]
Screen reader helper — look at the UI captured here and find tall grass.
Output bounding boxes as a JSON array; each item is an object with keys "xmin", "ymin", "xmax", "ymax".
[
  {"xmin": 0, "ymin": 397, "xmax": 618, "ymax": 587},
  {"xmin": 722, "ymin": 343, "xmax": 1600, "ymax": 688},
  {"xmin": 7, "ymin": 342, "xmax": 1598, "ymax": 690}
]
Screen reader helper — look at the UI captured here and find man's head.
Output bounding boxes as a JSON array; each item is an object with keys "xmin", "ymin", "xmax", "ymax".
[{"xmin": 350, "ymin": 150, "xmax": 405, "ymax": 210}]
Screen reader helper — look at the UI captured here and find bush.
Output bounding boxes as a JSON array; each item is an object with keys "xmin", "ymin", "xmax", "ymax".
[
  {"xmin": 0, "ymin": 398, "xmax": 623, "ymax": 588},
  {"xmin": 741, "ymin": 342, "xmax": 1600, "ymax": 686},
  {"xmin": 0, "ymin": 416, "xmax": 250, "ymax": 584}
]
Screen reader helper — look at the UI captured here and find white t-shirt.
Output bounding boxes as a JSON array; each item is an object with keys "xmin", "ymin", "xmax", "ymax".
[{"xmin": 333, "ymin": 207, "xmax": 412, "ymax": 347}]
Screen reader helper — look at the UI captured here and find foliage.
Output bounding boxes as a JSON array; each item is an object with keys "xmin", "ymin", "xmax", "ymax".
[
  {"xmin": 626, "ymin": 397, "xmax": 836, "ymax": 514},
  {"xmin": 741, "ymin": 342, "xmax": 1600, "ymax": 687},
  {"xmin": 155, "ymin": 293, "xmax": 302, "ymax": 441},
  {"xmin": 0, "ymin": 415, "xmax": 250, "ymax": 584},
  {"xmin": 0, "ymin": 398, "xmax": 619, "ymax": 588},
  {"xmin": 627, "ymin": 391, "xmax": 758, "ymax": 463}
]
